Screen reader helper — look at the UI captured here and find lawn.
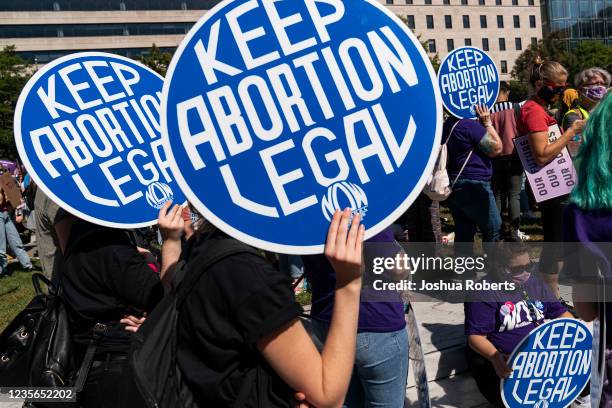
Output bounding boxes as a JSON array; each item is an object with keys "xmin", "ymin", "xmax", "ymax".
[{"xmin": 0, "ymin": 268, "xmax": 36, "ymax": 332}]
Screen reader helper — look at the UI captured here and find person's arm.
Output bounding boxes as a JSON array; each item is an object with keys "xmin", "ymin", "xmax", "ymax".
[
  {"xmin": 562, "ymin": 111, "xmax": 580, "ymax": 133},
  {"xmin": 258, "ymin": 209, "xmax": 364, "ymax": 408},
  {"xmin": 157, "ymin": 201, "xmax": 185, "ymax": 287},
  {"xmin": 475, "ymin": 104, "xmax": 503, "ymax": 158},
  {"xmin": 528, "ymin": 119, "xmax": 585, "ymax": 166},
  {"xmin": 468, "ymin": 335, "xmax": 512, "ymax": 378}
]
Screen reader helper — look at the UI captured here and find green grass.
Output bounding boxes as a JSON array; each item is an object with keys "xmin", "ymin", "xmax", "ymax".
[{"xmin": 0, "ymin": 268, "xmax": 36, "ymax": 332}]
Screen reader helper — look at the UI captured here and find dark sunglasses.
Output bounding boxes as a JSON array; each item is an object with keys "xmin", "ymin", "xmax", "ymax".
[
  {"xmin": 506, "ymin": 261, "xmax": 537, "ymax": 275},
  {"xmin": 543, "ymin": 82, "xmax": 568, "ymax": 93}
]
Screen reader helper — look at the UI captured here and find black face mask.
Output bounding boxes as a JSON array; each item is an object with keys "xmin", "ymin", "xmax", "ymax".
[{"xmin": 537, "ymin": 85, "xmax": 564, "ymax": 105}]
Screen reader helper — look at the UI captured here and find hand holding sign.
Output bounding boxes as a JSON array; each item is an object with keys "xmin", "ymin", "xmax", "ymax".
[{"xmin": 15, "ymin": 52, "xmax": 185, "ymax": 228}]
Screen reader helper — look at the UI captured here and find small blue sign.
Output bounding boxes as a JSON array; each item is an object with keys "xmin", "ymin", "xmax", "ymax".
[
  {"xmin": 162, "ymin": 0, "xmax": 442, "ymax": 254},
  {"xmin": 14, "ymin": 52, "xmax": 184, "ymax": 228},
  {"xmin": 438, "ymin": 46, "xmax": 500, "ymax": 119},
  {"xmin": 501, "ymin": 318, "xmax": 592, "ymax": 408}
]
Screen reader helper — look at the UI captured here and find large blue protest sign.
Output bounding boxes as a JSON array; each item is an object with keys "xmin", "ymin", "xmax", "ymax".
[
  {"xmin": 438, "ymin": 46, "xmax": 499, "ymax": 119},
  {"xmin": 501, "ymin": 318, "xmax": 592, "ymax": 408},
  {"xmin": 162, "ymin": 0, "xmax": 442, "ymax": 254},
  {"xmin": 15, "ymin": 52, "xmax": 184, "ymax": 228}
]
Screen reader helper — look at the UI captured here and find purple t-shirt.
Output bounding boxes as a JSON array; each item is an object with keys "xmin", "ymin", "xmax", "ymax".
[
  {"xmin": 443, "ymin": 117, "xmax": 492, "ymax": 182},
  {"xmin": 302, "ymin": 229, "xmax": 406, "ymax": 333},
  {"xmin": 464, "ymin": 275, "xmax": 566, "ymax": 355}
]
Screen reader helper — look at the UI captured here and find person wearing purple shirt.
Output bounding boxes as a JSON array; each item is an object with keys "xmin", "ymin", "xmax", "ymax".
[
  {"xmin": 464, "ymin": 243, "xmax": 570, "ymax": 407},
  {"xmin": 443, "ymin": 106, "xmax": 503, "ymax": 247},
  {"xmin": 302, "ymin": 227, "xmax": 408, "ymax": 407}
]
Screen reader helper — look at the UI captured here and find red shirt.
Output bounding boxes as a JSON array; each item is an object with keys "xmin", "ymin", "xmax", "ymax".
[{"xmin": 517, "ymin": 99, "xmax": 557, "ymax": 136}]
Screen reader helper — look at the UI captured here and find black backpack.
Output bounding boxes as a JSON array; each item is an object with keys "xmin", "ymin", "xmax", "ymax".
[
  {"xmin": 0, "ymin": 272, "xmax": 104, "ymax": 395},
  {"xmin": 130, "ymin": 236, "xmax": 258, "ymax": 408}
]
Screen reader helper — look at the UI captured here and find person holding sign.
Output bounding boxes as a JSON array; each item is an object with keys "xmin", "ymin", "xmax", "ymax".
[
  {"xmin": 464, "ymin": 243, "xmax": 573, "ymax": 407},
  {"xmin": 563, "ymin": 93, "xmax": 612, "ymax": 407},
  {"xmin": 173, "ymin": 209, "xmax": 364, "ymax": 408},
  {"xmin": 517, "ymin": 58, "xmax": 585, "ymax": 297},
  {"xmin": 443, "ymin": 104, "xmax": 503, "ymax": 248}
]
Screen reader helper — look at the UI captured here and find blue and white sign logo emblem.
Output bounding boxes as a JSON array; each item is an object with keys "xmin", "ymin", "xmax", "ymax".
[
  {"xmin": 501, "ymin": 318, "xmax": 592, "ymax": 408},
  {"xmin": 15, "ymin": 52, "xmax": 185, "ymax": 228},
  {"xmin": 438, "ymin": 46, "xmax": 500, "ymax": 119},
  {"xmin": 162, "ymin": 0, "xmax": 442, "ymax": 253}
]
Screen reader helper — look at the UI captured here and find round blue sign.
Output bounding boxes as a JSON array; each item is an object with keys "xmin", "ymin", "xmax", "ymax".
[
  {"xmin": 438, "ymin": 46, "xmax": 500, "ymax": 119},
  {"xmin": 501, "ymin": 318, "xmax": 592, "ymax": 408},
  {"xmin": 15, "ymin": 52, "xmax": 185, "ymax": 228},
  {"xmin": 162, "ymin": 0, "xmax": 442, "ymax": 254}
]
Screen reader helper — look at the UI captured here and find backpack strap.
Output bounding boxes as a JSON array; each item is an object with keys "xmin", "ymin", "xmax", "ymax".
[
  {"xmin": 446, "ymin": 119, "xmax": 475, "ymax": 188},
  {"xmin": 176, "ymin": 237, "xmax": 258, "ymax": 308}
]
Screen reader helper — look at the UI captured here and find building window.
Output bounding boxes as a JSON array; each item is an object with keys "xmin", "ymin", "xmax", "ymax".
[
  {"xmin": 482, "ymin": 38, "xmax": 490, "ymax": 51},
  {"xmin": 480, "ymin": 15, "xmax": 487, "ymax": 28},
  {"xmin": 426, "ymin": 15, "xmax": 434, "ymax": 29},
  {"xmin": 463, "ymin": 15, "xmax": 470, "ymax": 28},
  {"xmin": 497, "ymin": 15, "xmax": 504, "ymax": 28},
  {"xmin": 445, "ymin": 15, "xmax": 453, "ymax": 28},
  {"xmin": 407, "ymin": 15, "xmax": 416, "ymax": 29},
  {"xmin": 386, "ymin": 0, "xmax": 393, "ymax": 4},
  {"xmin": 499, "ymin": 38, "xmax": 506, "ymax": 50},
  {"xmin": 461, "ymin": 0, "xmax": 468, "ymax": 4},
  {"xmin": 513, "ymin": 15, "xmax": 520, "ymax": 28},
  {"xmin": 465, "ymin": 38, "xmax": 472, "ymax": 46},
  {"xmin": 406, "ymin": 0, "xmax": 413, "ymax": 3},
  {"xmin": 443, "ymin": 0, "xmax": 450, "ymax": 3},
  {"xmin": 512, "ymin": 0, "xmax": 518, "ymax": 4},
  {"xmin": 529, "ymin": 15, "xmax": 536, "ymax": 28},
  {"xmin": 528, "ymin": 0, "xmax": 534, "ymax": 4},
  {"xmin": 447, "ymin": 38, "xmax": 455, "ymax": 51},
  {"xmin": 531, "ymin": 37, "xmax": 538, "ymax": 47},
  {"xmin": 425, "ymin": 0, "xmax": 432, "ymax": 4},
  {"xmin": 501, "ymin": 60, "xmax": 508, "ymax": 74},
  {"xmin": 428, "ymin": 39, "xmax": 437, "ymax": 53},
  {"xmin": 479, "ymin": 0, "xmax": 485, "ymax": 4},
  {"xmin": 496, "ymin": 0, "xmax": 502, "ymax": 4},
  {"xmin": 515, "ymin": 37, "xmax": 522, "ymax": 50}
]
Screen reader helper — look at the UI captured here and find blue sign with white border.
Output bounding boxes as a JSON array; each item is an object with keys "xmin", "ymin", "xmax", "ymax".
[
  {"xmin": 501, "ymin": 318, "xmax": 592, "ymax": 408},
  {"xmin": 162, "ymin": 0, "xmax": 442, "ymax": 254},
  {"xmin": 15, "ymin": 52, "xmax": 184, "ymax": 228},
  {"xmin": 438, "ymin": 46, "xmax": 500, "ymax": 119}
]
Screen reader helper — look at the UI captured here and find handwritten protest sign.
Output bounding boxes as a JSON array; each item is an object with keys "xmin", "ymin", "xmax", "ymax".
[
  {"xmin": 15, "ymin": 52, "xmax": 185, "ymax": 228},
  {"xmin": 438, "ymin": 46, "xmax": 499, "ymax": 119},
  {"xmin": 501, "ymin": 318, "xmax": 592, "ymax": 408},
  {"xmin": 514, "ymin": 124, "xmax": 577, "ymax": 203},
  {"xmin": 162, "ymin": 0, "xmax": 443, "ymax": 254}
]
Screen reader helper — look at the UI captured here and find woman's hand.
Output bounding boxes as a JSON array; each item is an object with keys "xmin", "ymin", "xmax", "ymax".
[
  {"xmin": 158, "ymin": 201, "xmax": 185, "ymax": 242},
  {"xmin": 121, "ymin": 314, "xmax": 146, "ymax": 333},
  {"xmin": 489, "ymin": 351, "xmax": 512, "ymax": 378},
  {"xmin": 569, "ymin": 119, "xmax": 586, "ymax": 136},
  {"xmin": 475, "ymin": 104, "xmax": 492, "ymax": 127},
  {"xmin": 324, "ymin": 208, "xmax": 365, "ymax": 288}
]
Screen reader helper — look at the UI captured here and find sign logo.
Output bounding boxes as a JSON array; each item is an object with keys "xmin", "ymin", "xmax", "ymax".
[
  {"xmin": 15, "ymin": 52, "xmax": 185, "ymax": 228},
  {"xmin": 501, "ymin": 318, "xmax": 592, "ymax": 408},
  {"xmin": 437, "ymin": 46, "xmax": 500, "ymax": 119},
  {"xmin": 162, "ymin": 0, "xmax": 442, "ymax": 253}
]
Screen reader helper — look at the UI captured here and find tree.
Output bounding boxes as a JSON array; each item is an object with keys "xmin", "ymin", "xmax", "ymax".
[
  {"xmin": 511, "ymin": 33, "xmax": 569, "ymax": 84},
  {"xmin": 140, "ymin": 44, "xmax": 173, "ymax": 77},
  {"xmin": 0, "ymin": 46, "xmax": 31, "ymax": 159},
  {"xmin": 508, "ymin": 80, "xmax": 529, "ymax": 103}
]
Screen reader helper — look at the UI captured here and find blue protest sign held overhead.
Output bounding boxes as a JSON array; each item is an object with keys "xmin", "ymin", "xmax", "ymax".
[
  {"xmin": 438, "ymin": 46, "xmax": 500, "ymax": 119},
  {"xmin": 501, "ymin": 318, "xmax": 592, "ymax": 408},
  {"xmin": 15, "ymin": 52, "xmax": 185, "ymax": 228},
  {"xmin": 162, "ymin": 0, "xmax": 442, "ymax": 254}
]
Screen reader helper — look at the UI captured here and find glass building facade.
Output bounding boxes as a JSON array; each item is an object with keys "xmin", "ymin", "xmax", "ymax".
[{"xmin": 542, "ymin": 0, "xmax": 612, "ymax": 47}]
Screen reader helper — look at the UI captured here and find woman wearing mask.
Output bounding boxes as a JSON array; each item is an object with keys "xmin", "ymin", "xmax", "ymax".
[
  {"xmin": 517, "ymin": 57, "xmax": 585, "ymax": 296},
  {"xmin": 464, "ymin": 243, "xmax": 572, "ymax": 407}
]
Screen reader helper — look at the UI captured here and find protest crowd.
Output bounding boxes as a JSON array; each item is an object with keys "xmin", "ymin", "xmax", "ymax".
[{"xmin": 0, "ymin": 6, "xmax": 611, "ymax": 408}]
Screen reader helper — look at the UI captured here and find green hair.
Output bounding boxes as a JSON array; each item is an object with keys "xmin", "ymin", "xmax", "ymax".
[{"xmin": 571, "ymin": 93, "xmax": 612, "ymax": 211}]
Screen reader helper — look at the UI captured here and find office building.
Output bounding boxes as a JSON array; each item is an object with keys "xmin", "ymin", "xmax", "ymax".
[{"xmin": 541, "ymin": 0, "xmax": 612, "ymax": 48}]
